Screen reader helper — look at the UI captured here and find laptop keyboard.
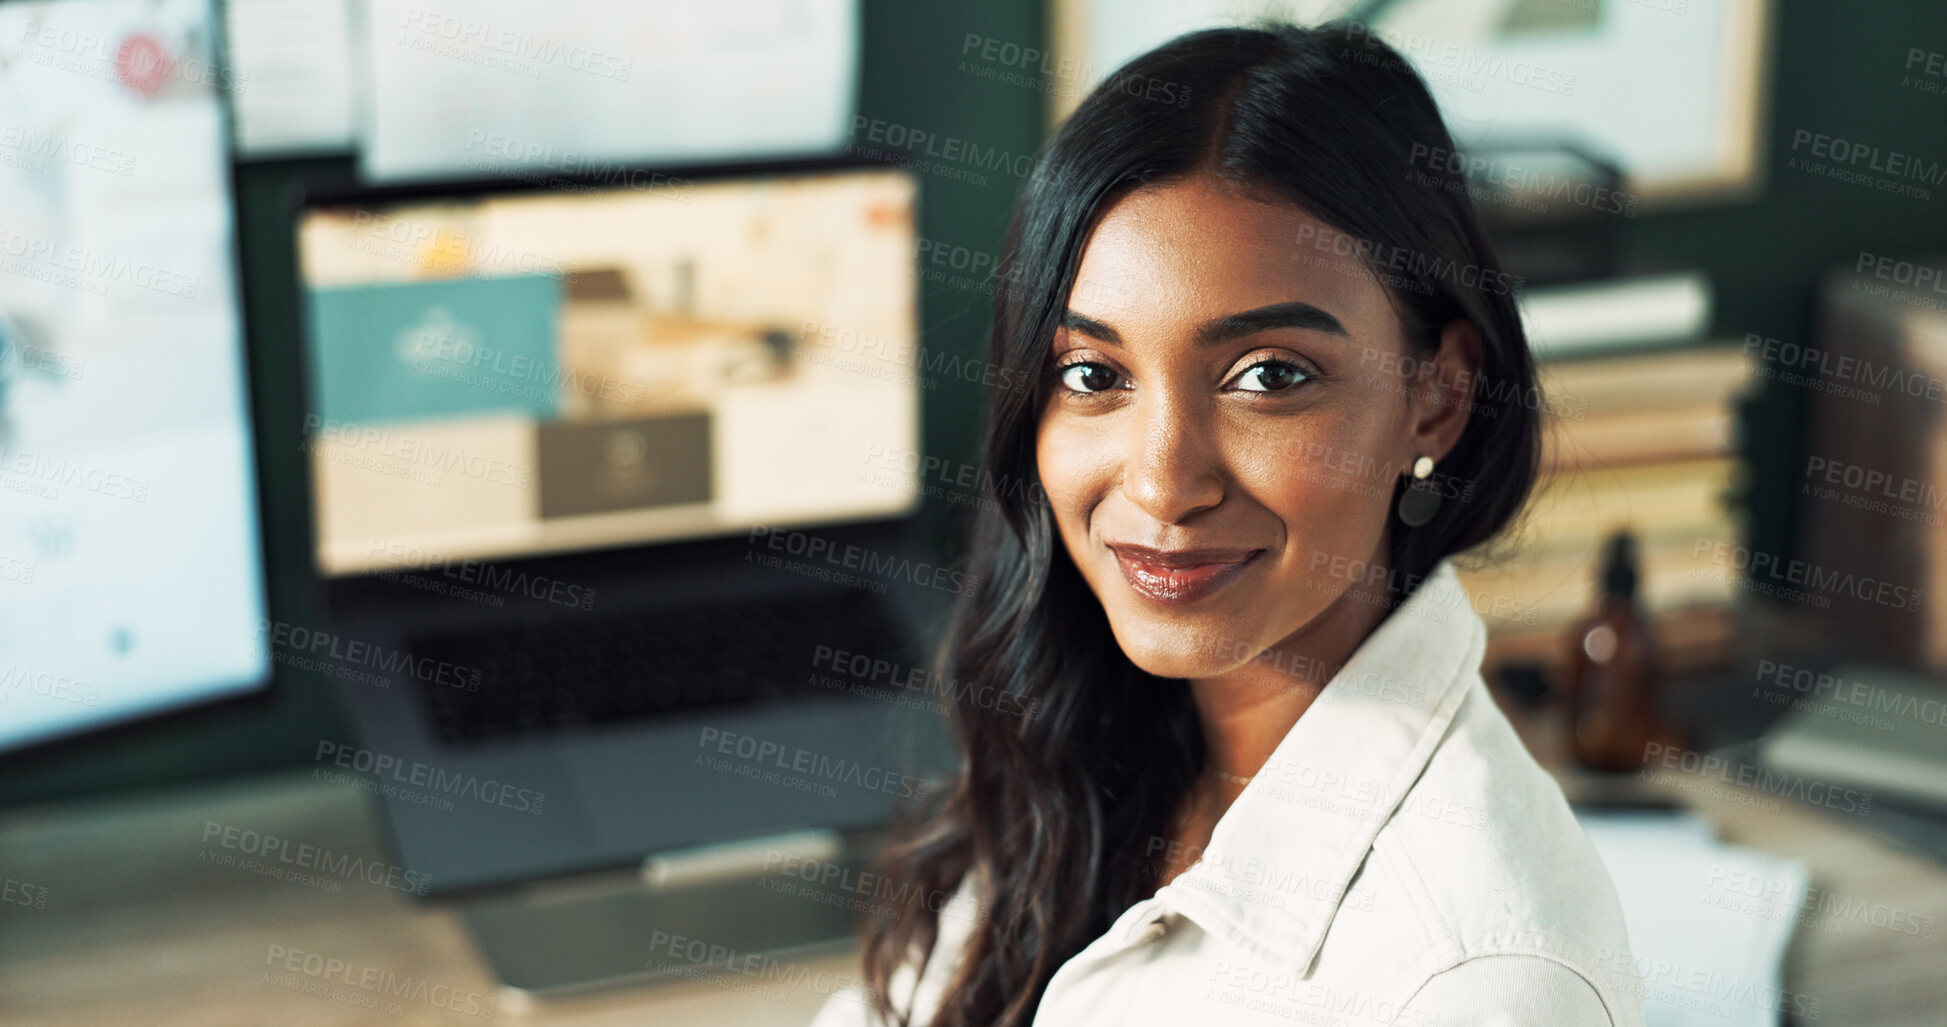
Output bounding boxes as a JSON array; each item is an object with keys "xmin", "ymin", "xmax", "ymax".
[{"xmin": 406, "ymin": 589, "xmax": 921, "ymax": 747}]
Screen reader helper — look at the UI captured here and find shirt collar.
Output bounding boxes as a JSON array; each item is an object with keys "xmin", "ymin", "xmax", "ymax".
[{"xmin": 1153, "ymin": 556, "xmax": 1487, "ymax": 972}]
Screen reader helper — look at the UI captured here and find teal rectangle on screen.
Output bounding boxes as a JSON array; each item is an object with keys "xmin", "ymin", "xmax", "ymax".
[{"xmin": 306, "ymin": 274, "xmax": 564, "ymax": 425}]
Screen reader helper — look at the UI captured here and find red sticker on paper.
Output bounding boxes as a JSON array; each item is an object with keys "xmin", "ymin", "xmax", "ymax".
[{"xmin": 116, "ymin": 32, "xmax": 169, "ymax": 97}]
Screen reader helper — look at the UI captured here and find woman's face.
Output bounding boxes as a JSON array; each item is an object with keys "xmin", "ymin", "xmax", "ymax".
[{"xmin": 1034, "ymin": 172, "xmax": 1478, "ymax": 682}]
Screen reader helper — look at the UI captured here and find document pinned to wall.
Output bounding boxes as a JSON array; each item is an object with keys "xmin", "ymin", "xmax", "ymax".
[
  {"xmin": 0, "ymin": 0, "xmax": 270, "ymax": 749},
  {"xmin": 358, "ymin": 0, "xmax": 859, "ymax": 183},
  {"xmin": 222, "ymin": 0, "xmax": 357, "ymax": 156}
]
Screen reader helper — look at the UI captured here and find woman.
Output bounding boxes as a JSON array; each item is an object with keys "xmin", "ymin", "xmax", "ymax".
[{"xmin": 811, "ymin": 19, "xmax": 1641, "ymax": 1027}]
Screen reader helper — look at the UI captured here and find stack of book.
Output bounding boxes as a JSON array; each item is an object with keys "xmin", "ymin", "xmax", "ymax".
[
  {"xmin": 1456, "ymin": 272, "xmax": 1755, "ymax": 681},
  {"xmin": 1793, "ymin": 255, "xmax": 1947, "ymax": 672}
]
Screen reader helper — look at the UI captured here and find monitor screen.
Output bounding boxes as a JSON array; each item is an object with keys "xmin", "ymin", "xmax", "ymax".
[
  {"xmin": 0, "ymin": 0, "xmax": 270, "ymax": 753},
  {"xmin": 295, "ymin": 166, "xmax": 922, "ymax": 577}
]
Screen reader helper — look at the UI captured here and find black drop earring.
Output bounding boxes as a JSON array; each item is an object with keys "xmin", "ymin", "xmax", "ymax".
[{"xmin": 1397, "ymin": 455, "xmax": 1441, "ymax": 527}]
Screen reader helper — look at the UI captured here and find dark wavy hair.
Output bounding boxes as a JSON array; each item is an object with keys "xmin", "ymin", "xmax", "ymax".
[{"xmin": 858, "ymin": 19, "xmax": 1541, "ymax": 1027}]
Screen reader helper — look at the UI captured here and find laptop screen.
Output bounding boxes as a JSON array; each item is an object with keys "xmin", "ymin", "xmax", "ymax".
[{"xmin": 294, "ymin": 165, "xmax": 921, "ymax": 577}]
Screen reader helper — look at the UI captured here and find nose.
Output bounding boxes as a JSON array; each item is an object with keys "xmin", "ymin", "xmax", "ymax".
[{"xmin": 1119, "ymin": 390, "xmax": 1226, "ymax": 525}]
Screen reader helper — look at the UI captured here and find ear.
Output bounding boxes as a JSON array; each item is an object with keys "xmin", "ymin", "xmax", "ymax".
[{"xmin": 1405, "ymin": 318, "xmax": 1482, "ymax": 469}]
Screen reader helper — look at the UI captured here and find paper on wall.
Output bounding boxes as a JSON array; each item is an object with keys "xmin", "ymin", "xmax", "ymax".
[{"xmin": 358, "ymin": 0, "xmax": 858, "ymax": 183}]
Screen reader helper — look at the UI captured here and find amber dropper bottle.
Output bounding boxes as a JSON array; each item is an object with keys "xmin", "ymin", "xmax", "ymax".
[{"xmin": 1565, "ymin": 529, "xmax": 1661, "ymax": 772}]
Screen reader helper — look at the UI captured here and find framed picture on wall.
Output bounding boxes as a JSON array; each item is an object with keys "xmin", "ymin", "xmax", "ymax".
[{"xmin": 1047, "ymin": 0, "xmax": 1775, "ymax": 210}]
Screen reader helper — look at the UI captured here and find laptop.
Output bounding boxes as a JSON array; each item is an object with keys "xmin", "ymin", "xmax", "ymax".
[{"xmin": 286, "ymin": 157, "xmax": 958, "ymax": 999}]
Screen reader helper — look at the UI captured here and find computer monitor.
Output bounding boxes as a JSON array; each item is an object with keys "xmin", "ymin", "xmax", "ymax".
[
  {"xmin": 293, "ymin": 162, "xmax": 922, "ymax": 578},
  {"xmin": 0, "ymin": 0, "xmax": 270, "ymax": 754}
]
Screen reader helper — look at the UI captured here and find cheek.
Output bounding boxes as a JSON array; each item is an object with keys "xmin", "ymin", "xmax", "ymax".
[
  {"xmin": 1253, "ymin": 448, "xmax": 1380, "ymax": 517},
  {"xmin": 1236, "ymin": 418, "xmax": 1394, "ymax": 552},
  {"xmin": 1035, "ymin": 415, "xmax": 1101, "ymax": 525}
]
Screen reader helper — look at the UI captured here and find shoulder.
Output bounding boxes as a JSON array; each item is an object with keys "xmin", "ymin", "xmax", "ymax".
[{"xmin": 1369, "ymin": 674, "xmax": 1643, "ymax": 1024}]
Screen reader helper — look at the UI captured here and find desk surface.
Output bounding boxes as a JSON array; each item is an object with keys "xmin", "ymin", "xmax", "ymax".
[
  {"xmin": 4, "ymin": 704, "xmax": 1946, "ymax": 1025},
  {"xmin": 0, "ymin": 770, "xmax": 861, "ymax": 1026},
  {"xmin": 1502, "ymin": 692, "xmax": 1947, "ymax": 1026}
]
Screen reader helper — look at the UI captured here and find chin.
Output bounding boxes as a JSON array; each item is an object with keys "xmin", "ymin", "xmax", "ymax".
[{"xmin": 1101, "ymin": 605, "xmax": 1251, "ymax": 680}]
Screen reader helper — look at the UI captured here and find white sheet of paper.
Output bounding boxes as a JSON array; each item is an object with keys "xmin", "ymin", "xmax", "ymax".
[
  {"xmin": 359, "ymin": 0, "xmax": 858, "ymax": 182},
  {"xmin": 1579, "ymin": 809, "xmax": 1811, "ymax": 1027},
  {"xmin": 0, "ymin": 0, "xmax": 269, "ymax": 751},
  {"xmin": 223, "ymin": 0, "xmax": 357, "ymax": 155}
]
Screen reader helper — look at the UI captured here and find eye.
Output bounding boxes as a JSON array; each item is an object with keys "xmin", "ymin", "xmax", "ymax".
[
  {"xmin": 1231, "ymin": 358, "xmax": 1312, "ymax": 393},
  {"xmin": 1054, "ymin": 361, "xmax": 1124, "ymax": 394}
]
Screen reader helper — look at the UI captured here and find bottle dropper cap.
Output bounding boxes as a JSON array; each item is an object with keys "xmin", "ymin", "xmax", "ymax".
[{"xmin": 1600, "ymin": 529, "xmax": 1639, "ymax": 599}]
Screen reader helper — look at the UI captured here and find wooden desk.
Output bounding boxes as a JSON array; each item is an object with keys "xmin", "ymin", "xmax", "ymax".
[
  {"xmin": 4, "ymin": 711, "xmax": 1945, "ymax": 1026},
  {"xmin": 1500, "ymin": 691, "xmax": 1947, "ymax": 1027},
  {"xmin": 0, "ymin": 770, "xmax": 861, "ymax": 1026}
]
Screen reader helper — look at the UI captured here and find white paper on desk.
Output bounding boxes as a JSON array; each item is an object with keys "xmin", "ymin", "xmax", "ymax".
[
  {"xmin": 1578, "ymin": 810, "xmax": 1811, "ymax": 1027},
  {"xmin": 358, "ymin": 0, "xmax": 858, "ymax": 182}
]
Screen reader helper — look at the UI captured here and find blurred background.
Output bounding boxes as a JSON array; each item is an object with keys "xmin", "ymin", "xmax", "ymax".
[{"xmin": 1, "ymin": 0, "xmax": 1945, "ymax": 1024}]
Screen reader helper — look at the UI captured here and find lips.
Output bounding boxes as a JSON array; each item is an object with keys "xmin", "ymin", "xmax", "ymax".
[{"xmin": 1108, "ymin": 544, "xmax": 1264, "ymax": 606}]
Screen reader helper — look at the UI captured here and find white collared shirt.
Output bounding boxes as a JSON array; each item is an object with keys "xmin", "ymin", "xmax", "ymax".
[{"xmin": 809, "ymin": 557, "xmax": 1646, "ymax": 1026}]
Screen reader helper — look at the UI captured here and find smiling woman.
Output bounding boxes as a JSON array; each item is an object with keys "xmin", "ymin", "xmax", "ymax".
[
  {"xmin": 1039, "ymin": 175, "xmax": 1482, "ymax": 671},
  {"xmin": 809, "ymin": 19, "xmax": 1641, "ymax": 1027}
]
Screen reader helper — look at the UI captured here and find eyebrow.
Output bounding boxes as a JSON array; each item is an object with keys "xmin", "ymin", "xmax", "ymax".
[{"xmin": 1058, "ymin": 301, "xmax": 1349, "ymax": 348}]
